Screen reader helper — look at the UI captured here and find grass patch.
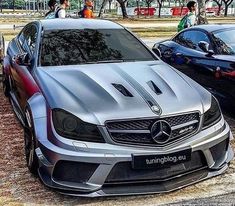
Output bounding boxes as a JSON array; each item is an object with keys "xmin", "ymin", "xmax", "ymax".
[{"xmin": 135, "ymin": 31, "xmax": 175, "ymax": 38}]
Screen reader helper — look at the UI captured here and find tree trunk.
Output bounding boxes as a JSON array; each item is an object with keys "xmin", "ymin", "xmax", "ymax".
[
  {"xmin": 36, "ymin": 0, "xmax": 39, "ymax": 12},
  {"xmin": 147, "ymin": 3, "xmax": 150, "ymax": 16},
  {"xmin": 218, "ymin": 4, "xmax": 222, "ymax": 15},
  {"xmin": 213, "ymin": 0, "xmax": 222, "ymax": 15},
  {"xmin": 0, "ymin": 0, "xmax": 2, "ymax": 12},
  {"xmin": 109, "ymin": 0, "xmax": 112, "ymax": 12},
  {"xmin": 136, "ymin": 0, "xmax": 140, "ymax": 17},
  {"xmin": 98, "ymin": 0, "xmax": 108, "ymax": 17},
  {"xmin": 223, "ymin": 0, "xmax": 233, "ymax": 16},
  {"xmin": 197, "ymin": 0, "xmax": 208, "ymax": 24},
  {"xmin": 158, "ymin": 2, "xmax": 162, "ymax": 18},
  {"xmin": 117, "ymin": 0, "xmax": 128, "ymax": 18},
  {"xmin": 224, "ymin": 5, "xmax": 228, "ymax": 16},
  {"xmin": 13, "ymin": 0, "xmax": 15, "ymax": 12}
]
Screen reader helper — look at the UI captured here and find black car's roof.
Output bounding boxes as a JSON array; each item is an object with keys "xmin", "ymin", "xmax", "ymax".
[
  {"xmin": 189, "ymin": 24, "xmax": 235, "ymax": 33},
  {"xmin": 39, "ymin": 19, "xmax": 123, "ymax": 31}
]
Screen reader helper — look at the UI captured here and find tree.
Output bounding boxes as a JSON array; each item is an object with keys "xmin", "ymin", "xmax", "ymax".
[
  {"xmin": 108, "ymin": 0, "xmax": 112, "ymax": 12},
  {"xmin": 98, "ymin": 0, "xmax": 108, "ymax": 17},
  {"xmin": 0, "ymin": 0, "xmax": 2, "ymax": 12},
  {"xmin": 145, "ymin": 0, "xmax": 154, "ymax": 16},
  {"xmin": 213, "ymin": 0, "xmax": 223, "ymax": 15},
  {"xmin": 156, "ymin": 0, "xmax": 164, "ymax": 17},
  {"xmin": 197, "ymin": 0, "xmax": 208, "ymax": 24},
  {"xmin": 116, "ymin": 0, "xmax": 128, "ymax": 18},
  {"xmin": 13, "ymin": 0, "xmax": 15, "ymax": 11},
  {"xmin": 222, "ymin": 0, "xmax": 233, "ymax": 16}
]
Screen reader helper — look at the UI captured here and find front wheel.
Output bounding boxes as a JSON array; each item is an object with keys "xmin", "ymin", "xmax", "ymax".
[
  {"xmin": 2, "ymin": 73, "xmax": 10, "ymax": 97},
  {"xmin": 24, "ymin": 108, "xmax": 39, "ymax": 175}
]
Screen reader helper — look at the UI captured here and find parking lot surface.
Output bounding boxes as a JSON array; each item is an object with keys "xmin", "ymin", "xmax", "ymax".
[{"xmin": 0, "ymin": 85, "xmax": 235, "ymax": 205}]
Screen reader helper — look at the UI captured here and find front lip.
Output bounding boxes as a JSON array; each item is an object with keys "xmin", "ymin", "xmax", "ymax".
[{"xmin": 35, "ymin": 117, "xmax": 234, "ymax": 197}]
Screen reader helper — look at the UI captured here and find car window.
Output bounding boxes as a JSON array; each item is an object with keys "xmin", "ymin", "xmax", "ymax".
[
  {"xmin": 174, "ymin": 30, "xmax": 211, "ymax": 51},
  {"xmin": 213, "ymin": 29, "xmax": 235, "ymax": 55},
  {"xmin": 18, "ymin": 25, "xmax": 38, "ymax": 54},
  {"xmin": 40, "ymin": 29, "xmax": 156, "ymax": 66}
]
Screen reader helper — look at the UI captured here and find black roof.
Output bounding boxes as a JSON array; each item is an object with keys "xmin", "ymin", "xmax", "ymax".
[
  {"xmin": 39, "ymin": 18, "xmax": 123, "ymax": 31},
  {"xmin": 189, "ymin": 24, "xmax": 235, "ymax": 33}
]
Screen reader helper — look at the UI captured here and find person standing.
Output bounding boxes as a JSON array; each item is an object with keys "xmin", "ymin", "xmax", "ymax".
[
  {"xmin": 177, "ymin": 1, "xmax": 197, "ymax": 32},
  {"xmin": 57, "ymin": 0, "xmax": 70, "ymax": 18},
  {"xmin": 185, "ymin": 1, "xmax": 197, "ymax": 28},
  {"xmin": 45, "ymin": 0, "xmax": 57, "ymax": 18},
  {"xmin": 79, "ymin": 1, "xmax": 94, "ymax": 18},
  {"xmin": 83, "ymin": 1, "xmax": 94, "ymax": 18}
]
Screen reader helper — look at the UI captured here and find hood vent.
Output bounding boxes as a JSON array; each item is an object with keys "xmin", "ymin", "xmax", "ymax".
[
  {"xmin": 147, "ymin": 81, "xmax": 162, "ymax": 95},
  {"xmin": 112, "ymin": 83, "xmax": 133, "ymax": 97}
]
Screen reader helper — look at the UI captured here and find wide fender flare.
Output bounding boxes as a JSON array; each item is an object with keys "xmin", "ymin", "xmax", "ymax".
[{"xmin": 27, "ymin": 92, "xmax": 48, "ymax": 142}]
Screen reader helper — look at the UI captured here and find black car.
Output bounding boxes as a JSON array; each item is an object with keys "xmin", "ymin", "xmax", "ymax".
[{"xmin": 153, "ymin": 24, "xmax": 235, "ymax": 113}]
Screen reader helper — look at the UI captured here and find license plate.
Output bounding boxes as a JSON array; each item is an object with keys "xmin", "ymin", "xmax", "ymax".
[{"xmin": 132, "ymin": 149, "xmax": 192, "ymax": 169}]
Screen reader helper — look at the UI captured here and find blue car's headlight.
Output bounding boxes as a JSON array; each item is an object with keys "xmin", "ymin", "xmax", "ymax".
[
  {"xmin": 202, "ymin": 96, "xmax": 221, "ymax": 129},
  {"xmin": 52, "ymin": 109, "xmax": 105, "ymax": 143}
]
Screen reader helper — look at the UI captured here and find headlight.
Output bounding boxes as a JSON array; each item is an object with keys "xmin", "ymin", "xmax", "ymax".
[
  {"xmin": 202, "ymin": 96, "xmax": 221, "ymax": 129},
  {"xmin": 52, "ymin": 109, "xmax": 105, "ymax": 143}
]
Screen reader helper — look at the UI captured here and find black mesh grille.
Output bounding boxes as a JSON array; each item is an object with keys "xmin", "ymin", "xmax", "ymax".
[
  {"xmin": 112, "ymin": 133, "xmax": 154, "ymax": 144},
  {"xmin": 53, "ymin": 161, "xmax": 99, "ymax": 183},
  {"xmin": 106, "ymin": 113, "xmax": 200, "ymax": 146},
  {"xmin": 210, "ymin": 138, "xmax": 229, "ymax": 163},
  {"xmin": 105, "ymin": 151, "xmax": 206, "ymax": 184},
  {"xmin": 107, "ymin": 119, "xmax": 154, "ymax": 130}
]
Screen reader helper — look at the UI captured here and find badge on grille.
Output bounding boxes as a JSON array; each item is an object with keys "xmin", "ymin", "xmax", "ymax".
[
  {"xmin": 151, "ymin": 105, "xmax": 162, "ymax": 115},
  {"xmin": 151, "ymin": 120, "xmax": 172, "ymax": 144}
]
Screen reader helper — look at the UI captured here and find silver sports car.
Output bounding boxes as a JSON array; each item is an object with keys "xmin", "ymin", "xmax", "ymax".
[{"xmin": 2, "ymin": 19, "xmax": 234, "ymax": 197}]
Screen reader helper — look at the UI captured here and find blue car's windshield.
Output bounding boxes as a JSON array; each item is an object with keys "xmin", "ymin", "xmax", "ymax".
[
  {"xmin": 213, "ymin": 29, "xmax": 235, "ymax": 55},
  {"xmin": 40, "ymin": 29, "xmax": 156, "ymax": 66}
]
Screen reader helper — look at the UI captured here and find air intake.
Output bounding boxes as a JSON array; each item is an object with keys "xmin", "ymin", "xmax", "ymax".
[
  {"xmin": 112, "ymin": 83, "xmax": 133, "ymax": 97},
  {"xmin": 147, "ymin": 81, "xmax": 162, "ymax": 95}
]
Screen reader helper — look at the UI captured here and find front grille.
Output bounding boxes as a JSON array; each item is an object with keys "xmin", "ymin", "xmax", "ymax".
[
  {"xmin": 106, "ymin": 113, "xmax": 200, "ymax": 146},
  {"xmin": 105, "ymin": 151, "xmax": 206, "ymax": 184}
]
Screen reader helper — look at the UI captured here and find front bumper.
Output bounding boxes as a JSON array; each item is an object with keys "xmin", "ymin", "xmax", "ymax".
[{"xmin": 35, "ymin": 118, "xmax": 234, "ymax": 197}]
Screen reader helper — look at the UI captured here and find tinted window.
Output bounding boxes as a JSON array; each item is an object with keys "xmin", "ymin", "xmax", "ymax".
[
  {"xmin": 213, "ymin": 29, "xmax": 235, "ymax": 55},
  {"xmin": 174, "ymin": 30, "xmax": 210, "ymax": 51},
  {"xmin": 40, "ymin": 29, "xmax": 155, "ymax": 66}
]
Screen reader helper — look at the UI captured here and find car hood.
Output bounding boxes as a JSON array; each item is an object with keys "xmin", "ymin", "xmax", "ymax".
[{"xmin": 35, "ymin": 61, "xmax": 211, "ymax": 125}]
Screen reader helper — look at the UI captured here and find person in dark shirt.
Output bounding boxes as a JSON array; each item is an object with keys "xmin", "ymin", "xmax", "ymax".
[{"xmin": 45, "ymin": 0, "xmax": 57, "ymax": 18}]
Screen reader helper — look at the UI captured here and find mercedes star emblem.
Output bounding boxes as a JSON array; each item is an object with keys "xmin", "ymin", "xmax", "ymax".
[{"xmin": 151, "ymin": 120, "xmax": 172, "ymax": 144}]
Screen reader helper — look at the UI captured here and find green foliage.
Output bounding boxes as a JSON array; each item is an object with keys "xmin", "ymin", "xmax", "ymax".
[
  {"xmin": 15, "ymin": 0, "xmax": 25, "ymax": 9},
  {"xmin": 70, "ymin": 0, "xmax": 79, "ymax": 10},
  {"xmin": 127, "ymin": 0, "xmax": 148, "ymax": 7},
  {"xmin": 1, "ymin": 0, "xmax": 25, "ymax": 9}
]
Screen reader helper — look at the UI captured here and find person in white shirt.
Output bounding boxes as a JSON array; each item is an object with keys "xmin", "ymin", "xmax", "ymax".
[
  {"xmin": 57, "ymin": 0, "xmax": 70, "ymax": 18},
  {"xmin": 186, "ymin": 1, "xmax": 197, "ymax": 28}
]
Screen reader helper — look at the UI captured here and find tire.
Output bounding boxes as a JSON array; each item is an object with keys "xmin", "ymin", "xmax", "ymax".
[
  {"xmin": 24, "ymin": 108, "xmax": 39, "ymax": 176},
  {"xmin": 2, "ymin": 74, "xmax": 10, "ymax": 97}
]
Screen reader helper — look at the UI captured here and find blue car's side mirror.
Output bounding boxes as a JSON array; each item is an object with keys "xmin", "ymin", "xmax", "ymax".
[{"xmin": 198, "ymin": 41, "xmax": 214, "ymax": 57}]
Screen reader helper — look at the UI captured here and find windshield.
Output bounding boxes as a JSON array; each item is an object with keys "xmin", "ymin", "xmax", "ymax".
[
  {"xmin": 40, "ymin": 29, "xmax": 155, "ymax": 66},
  {"xmin": 213, "ymin": 29, "xmax": 235, "ymax": 55}
]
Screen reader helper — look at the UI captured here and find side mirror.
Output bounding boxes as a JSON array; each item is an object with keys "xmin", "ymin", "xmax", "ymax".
[
  {"xmin": 13, "ymin": 52, "xmax": 31, "ymax": 66},
  {"xmin": 152, "ymin": 44, "xmax": 162, "ymax": 58},
  {"xmin": 198, "ymin": 41, "xmax": 214, "ymax": 56}
]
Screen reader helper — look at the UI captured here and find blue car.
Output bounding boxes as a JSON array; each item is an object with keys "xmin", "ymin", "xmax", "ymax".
[{"xmin": 153, "ymin": 24, "xmax": 235, "ymax": 113}]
